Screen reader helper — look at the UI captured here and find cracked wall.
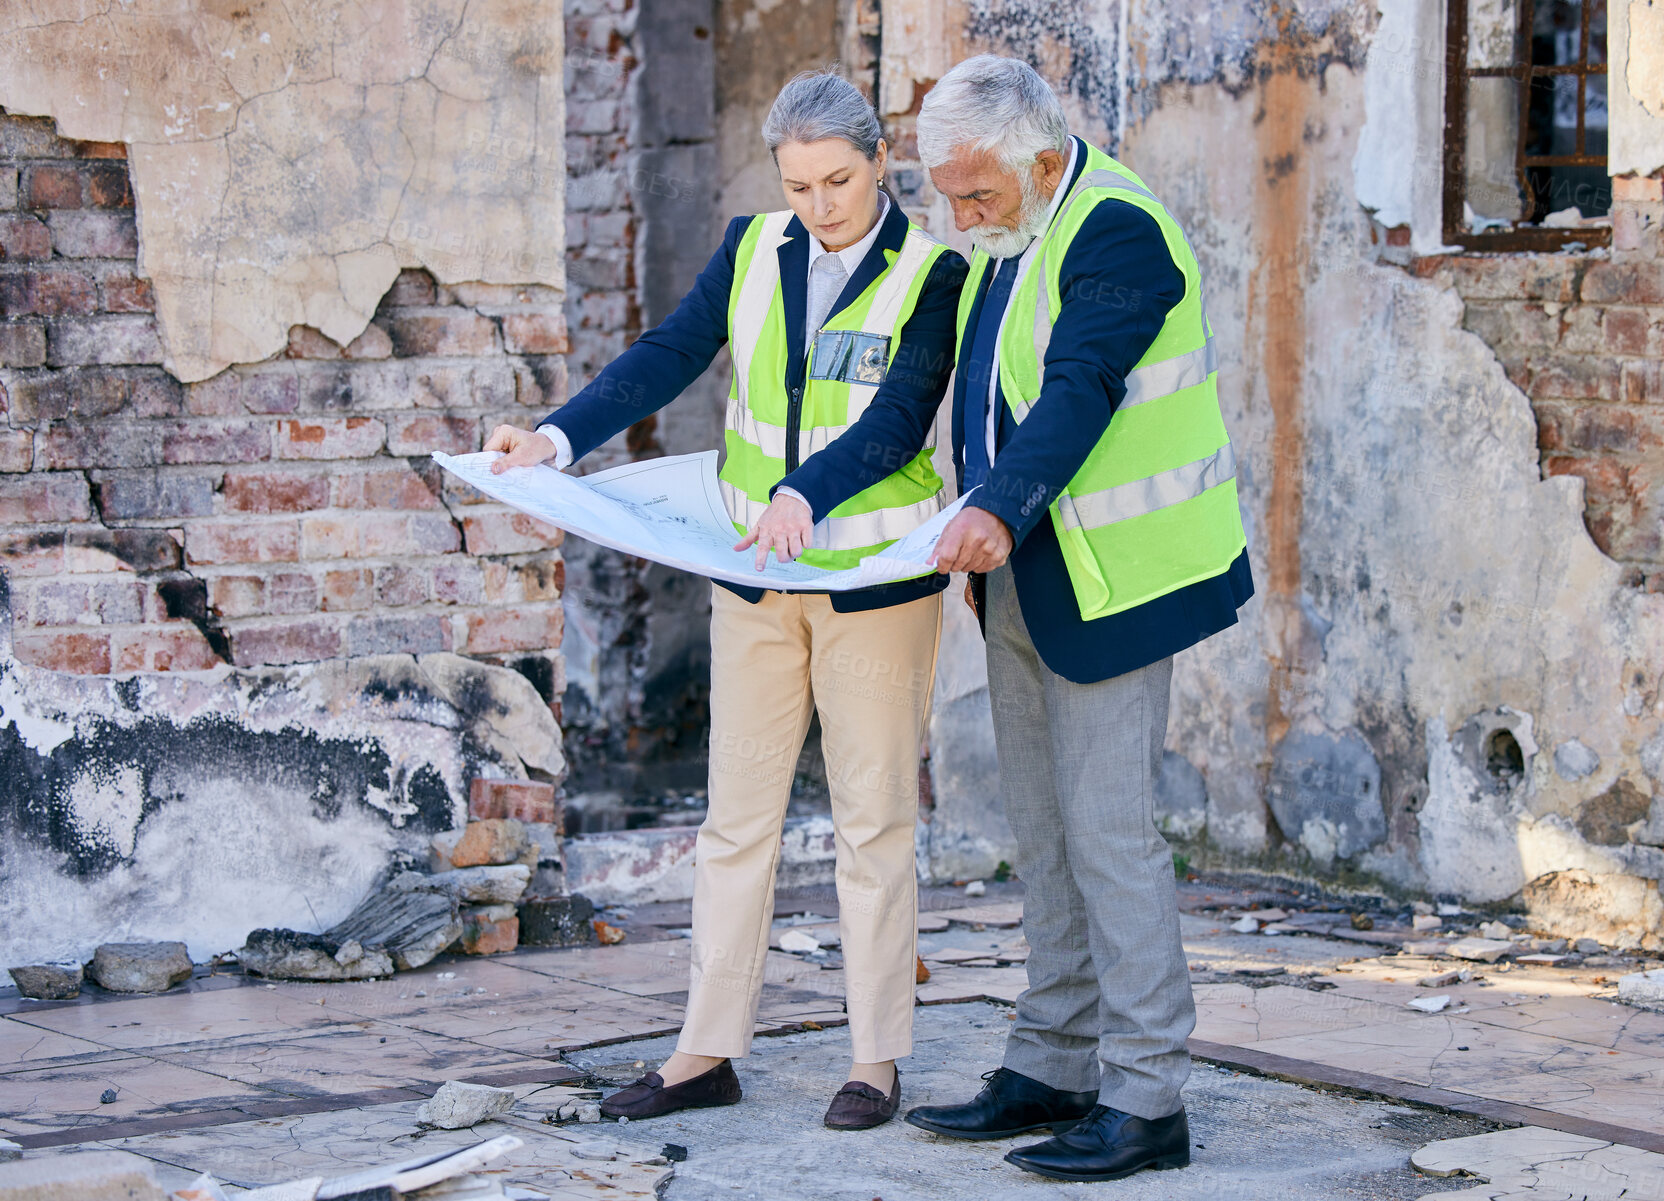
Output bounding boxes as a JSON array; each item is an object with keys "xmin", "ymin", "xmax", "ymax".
[
  {"xmin": 873, "ymin": 0, "xmax": 1664, "ymax": 946},
  {"xmin": 0, "ymin": 2, "xmax": 573, "ymax": 962},
  {"xmin": 0, "ymin": 0, "xmax": 565, "ymax": 382}
]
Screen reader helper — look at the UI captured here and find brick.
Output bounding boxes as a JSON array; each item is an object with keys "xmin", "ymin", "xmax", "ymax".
[
  {"xmin": 46, "ymin": 210, "xmax": 138, "ymax": 258},
  {"xmin": 0, "ymin": 429, "xmax": 32, "ymax": 472},
  {"xmin": 0, "ymin": 214, "xmax": 52, "ymax": 260},
  {"xmin": 285, "ymin": 325, "xmax": 345, "ymax": 359},
  {"xmin": 456, "ymin": 603, "xmax": 563, "ymax": 653},
  {"xmin": 1555, "ymin": 304, "xmax": 1602, "ymax": 353},
  {"xmin": 161, "ymin": 419, "xmax": 270, "ymax": 465},
  {"xmin": 71, "ymin": 139, "xmax": 127, "ymax": 159},
  {"xmin": 433, "ymin": 557, "xmax": 486, "ymax": 604},
  {"xmin": 0, "ymin": 115, "xmax": 73, "ymax": 158},
  {"xmin": 386, "ymin": 268, "xmax": 438, "ymax": 306},
  {"xmin": 275, "ymin": 416, "xmax": 385, "ymax": 460},
  {"xmin": 222, "ymin": 467, "xmax": 330, "ymax": 514},
  {"xmin": 265, "ymin": 571, "xmax": 318, "ymax": 615},
  {"xmin": 320, "ymin": 567, "xmax": 374, "ymax": 611},
  {"xmin": 2, "ymin": 267, "xmax": 97, "ymax": 315},
  {"xmin": 456, "ymin": 909, "xmax": 518, "ymax": 954},
  {"xmin": 111, "ymin": 626, "xmax": 223, "ymax": 673},
  {"xmin": 0, "ymin": 166, "xmax": 16, "ymax": 209},
  {"xmin": 12, "ymin": 630, "xmax": 111, "ymax": 674},
  {"xmin": 386, "ymin": 412, "xmax": 475, "ymax": 456},
  {"xmin": 1548, "ymin": 403, "xmax": 1664, "ymax": 454},
  {"xmin": 188, "ymin": 370, "xmax": 299, "ymax": 416},
  {"xmin": 99, "ymin": 270, "xmax": 155, "ymax": 313},
  {"xmin": 1623, "ymin": 359, "xmax": 1663, "ymax": 406},
  {"xmin": 516, "ymin": 556, "xmax": 564, "ymax": 601},
  {"xmin": 374, "ymin": 564, "xmax": 430, "ymax": 606},
  {"xmin": 1528, "ymin": 356, "xmax": 1620, "ymax": 402},
  {"xmin": 512, "ymin": 357, "xmax": 568, "ymax": 410},
  {"xmin": 64, "ymin": 527, "xmax": 181, "ymax": 572},
  {"xmin": 149, "ymin": 574, "xmax": 208, "ymax": 624},
  {"xmin": 46, "ymin": 314, "xmax": 163, "ymax": 366},
  {"xmin": 500, "ymin": 309, "xmax": 569, "ymax": 354},
  {"xmin": 330, "ymin": 462, "xmax": 441, "ymax": 509},
  {"xmin": 469, "ymin": 777, "xmax": 558, "ymax": 824},
  {"xmin": 85, "ymin": 163, "xmax": 132, "ymax": 208},
  {"xmin": 1418, "ymin": 254, "xmax": 1581, "ymax": 303},
  {"xmin": 462, "ymin": 507, "xmax": 563, "ymax": 555},
  {"xmin": 0, "ymin": 322, "xmax": 46, "ymax": 366},
  {"xmin": 1583, "ymin": 260, "xmax": 1664, "ymax": 305},
  {"xmin": 16, "ymin": 577, "xmax": 144, "ymax": 626},
  {"xmin": 184, "ymin": 519, "xmax": 300, "ymax": 566},
  {"xmin": 1605, "ymin": 309, "xmax": 1652, "ymax": 356},
  {"xmin": 301, "ymin": 511, "xmax": 461, "ymax": 559},
  {"xmin": 0, "ymin": 473, "xmax": 93, "ymax": 523},
  {"xmin": 27, "ymin": 165, "xmax": 83, "ymax": 208},
  {"xmin": 209, "ymin": 573, "xmax": 266, "ymax": 618},
  {"xmin": 13, "ymin": 368, "xmax": 182, "ymax": 422},
  {"xmin": 386, "ymin": 309, "xmax": 499, "ymax": 356},
  {"xmin": 1542, "ymin": 454, "xmax": 1636, "ymax": 508},
  {"xmin": 343, "ymin": 611, "xmax": 451, "ymax": 656},
  {"xmin": 1614, "ymin": 175, "xmax": 1664, "ymax": 204},
  {"xmin": 0, "ymin": 529, "xmax": 65, "ymax": 574},
  {"xmin": 92, "ymin": 470, "xmax": 217, "ymax": 520},
  {"xmin": 226, "ymin": 616, "xmax": 341, "ymax": 666}
]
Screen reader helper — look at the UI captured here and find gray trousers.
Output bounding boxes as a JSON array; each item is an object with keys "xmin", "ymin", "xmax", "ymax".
[{"xmin": 984, "ymin": 564, "xmax": 1195, "ymax": 1119}]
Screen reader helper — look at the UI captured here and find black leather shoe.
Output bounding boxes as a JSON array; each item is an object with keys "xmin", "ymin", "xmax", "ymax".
[
  {"xmin": 904, "ymin": 1067, "xmax": 1098, "ymax": 1140},
  {"xmin": 1004, "ymin": 1103, "xmax": 1189, "ymax": 1181},
  {"xmin": 599, "ymin": 1058, "xmax": 741, "ymax": 1119}
]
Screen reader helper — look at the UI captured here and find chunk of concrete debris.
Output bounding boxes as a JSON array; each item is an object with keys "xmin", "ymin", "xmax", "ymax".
[
  {"xmin": 1447, "ymin": 937, "xmax": 1515, "ymax": 963},
  {"xmin": 8, "ymin": 961, "xmax": 82, "ymax": 999},
  {"xmin": 446, "ymin": 819, "xmax": 534, "ymax": 869},
  {"xmin": 1412, "ymin": 915, "xmax": 1443, "ymax": 931},
  {"xmin": 1350, "ymin": 913, "xmax": 1374, "ymax": 930},
  {"xmin": 1617, "ymin": 968, "xmax": 1664, "ymax": 1012},
  {"xmin": 593, "ymin": 920, "xmax": 626, "ymax": 945},
  {"xmin": 963, "ymin": 880, "xmax": 986, "ymax": 897},
  {"xmin": 779, "ymin": 929, "xmax": 821, "ymax": 953},
  {"xmin": 1575, "ymin": 937, "xmax": 1603, "ymax": 953},
  {"xmin": 1417, "ymin": 969, "xmax": 1469, "ymax": 988},
  {"xmin": 0, "ymin": 1149, "xmax": 167, "ymax": 1200},
  {"xmin": 1402, "ymin": 940, "xmax": 1450, "ymax": 956},
  {"xmin": 0, "ymin": 1141, "xmax": 18, "ymax": 1163},
  {"xmin": 577, "ymin": 1103, "xmax": 602, "ymax": 1123},
  {"xmin": 87, "ymin": 941, "xmax": 193, "ymax": 993},
  {"xmin": 1517, "ymin": 953, "xmax": 1569, "ymax": 966},
  {"xmin": 416, "ymin": 1081, "xmax": 517, "ymax": 1129},
  {"xmin": 312, "ymin": 1134, "xmax": 522, "ymax": 1198},
  {"xmin": 1408, "ymin": 994, "xmax": 1453, "ymax": 1013},
  {"xmin": 457, "ymin": 904, "xmax": 519, "ymax": 955},
  {"xmin": 1477, "ymin": 920, "xmax": 1512, "ymax": 941},
  {"xmin": 236, "ymin": 928, "xmax": 396, "ymax": 982},
  {"xmin": 518, "ymin": 894, "xmax": 597, "ymax": 947},
  {"xmin": 171, "ymin": 1171, "xmax": 231, "ymax": 1200},
  {"xmin": 391, "ymin": 865, "xmax": 531, "ymax": 905},
  {"xmin": 1229, "ymin": 916, "xmax": 1261, "ymax": 934}
]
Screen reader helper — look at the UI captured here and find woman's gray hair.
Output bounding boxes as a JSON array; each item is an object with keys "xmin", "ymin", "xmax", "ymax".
[
  {"xmin": 916, "ymin": 55, "xmax": 1068, "ymax": 171},
  {"xmin": 762, "ymin": 70, "xmax": 884, "ymax": 161}
]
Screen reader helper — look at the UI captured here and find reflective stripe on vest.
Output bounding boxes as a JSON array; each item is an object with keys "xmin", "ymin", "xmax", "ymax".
[
  {"xmin": 965, "ymin": 145, "xmax": 1247, "ymax": 618},
  {"xmin": 719, "ymin": 211, "xmax": 949, "ymax": 565}
]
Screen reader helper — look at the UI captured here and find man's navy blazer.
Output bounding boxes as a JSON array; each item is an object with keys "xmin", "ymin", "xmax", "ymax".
[
  {"xmin": 953, "ymin": 136, "xmax": 1254, "ymax": 684},
  {"xmin": 540, "ymin": 198, "xmax": 967, "ymax": 612}
]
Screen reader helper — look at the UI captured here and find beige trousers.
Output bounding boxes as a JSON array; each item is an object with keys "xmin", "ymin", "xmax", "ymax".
[{"xmin": 678, "ymin": 584, "xmax": 942, "ymax": 1063}]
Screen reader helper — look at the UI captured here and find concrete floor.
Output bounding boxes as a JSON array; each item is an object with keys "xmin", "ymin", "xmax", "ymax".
[{"xmin": 565, "ymin": 1003, "xmax": 1494, "ymax": 1201}]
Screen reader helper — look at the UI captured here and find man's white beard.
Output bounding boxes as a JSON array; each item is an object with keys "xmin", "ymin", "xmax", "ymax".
[{"xmin": 967, "ymin": 167, "xmax": 1052, "ymax": 259}]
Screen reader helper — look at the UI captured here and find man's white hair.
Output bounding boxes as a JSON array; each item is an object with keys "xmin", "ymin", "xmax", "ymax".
[{"xmin": 916, "ymin": 55, "xmax": 1068, "ymax": 171}]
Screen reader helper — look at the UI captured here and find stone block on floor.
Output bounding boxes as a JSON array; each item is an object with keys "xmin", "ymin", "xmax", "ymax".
[
  {"xmin": 439, "ymin": 818, "xmax": 535, "ymax": 869},
  {"xmin": 458, "ymin": 904, "xmax": 520, "ymax": 954},
  {"xmin": 86, "ymin": 941, "xmax": 193, "ymax": 993},
  {"xmin": 0, "ymin": 1149, "xmax": 166, "ymax": 1200},
  {"xmin": 518, "ymin": 894, "xmax": 597, "ymax": 947}
]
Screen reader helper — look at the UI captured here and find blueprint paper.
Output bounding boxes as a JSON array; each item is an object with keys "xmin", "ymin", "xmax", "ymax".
[{"xmin": 432, "ymin": 449, "xmax": 968, "ymax": 592}]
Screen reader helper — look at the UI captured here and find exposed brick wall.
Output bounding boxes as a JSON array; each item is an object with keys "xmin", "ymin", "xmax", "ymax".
[
  {"xmin": 0, "ymin": 109, "xmax": 571, "ymax": 679},
  {"xmin": 1414, "ymin": 178, "xmax": 1664, "ymax": 585}
]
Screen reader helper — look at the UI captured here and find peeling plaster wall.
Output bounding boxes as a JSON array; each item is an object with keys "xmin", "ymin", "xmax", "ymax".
[
  {"xmin": 0, "ymin": 0, "xmax": 565, "ymax": 382},
  {"xmin": 878, "ymin": 0, "xmax": 1664, "ymax": 944}
]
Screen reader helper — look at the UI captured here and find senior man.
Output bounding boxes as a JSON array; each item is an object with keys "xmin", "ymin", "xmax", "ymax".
[{"xmin": 903, "ymin": 56, "xmax": 1254, "ymax": 1182}]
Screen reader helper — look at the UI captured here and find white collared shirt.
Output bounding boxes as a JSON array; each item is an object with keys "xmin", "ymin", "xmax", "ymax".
[{"xmin": 984, "ymin": 138, "xmax": 1079, "ymax": 468}]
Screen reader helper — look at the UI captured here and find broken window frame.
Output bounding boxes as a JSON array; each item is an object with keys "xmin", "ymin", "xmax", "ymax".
[{"xmin": 1442, "ymin": 0, "xmax": 1612, "ymax": 252}]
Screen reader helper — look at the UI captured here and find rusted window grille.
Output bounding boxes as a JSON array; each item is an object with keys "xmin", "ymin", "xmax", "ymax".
[{"xmin": 1443, "ymin": 0, "xmax": 1612, "ymax": 251}]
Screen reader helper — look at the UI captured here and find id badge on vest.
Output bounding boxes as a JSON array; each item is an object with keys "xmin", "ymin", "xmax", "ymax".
[{"xmin": 808, "ymin": 330, "xmax": 891, "ymax": 385}]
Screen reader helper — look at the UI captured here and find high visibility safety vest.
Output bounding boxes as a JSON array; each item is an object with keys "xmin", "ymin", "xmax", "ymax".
[
  {"xmin": 955, "ymin": 141, "xmax": 1248, "ymax": 620},
  {"xmin": 720, "ymin": 210, "xmax": 951, "ymax": 571}
]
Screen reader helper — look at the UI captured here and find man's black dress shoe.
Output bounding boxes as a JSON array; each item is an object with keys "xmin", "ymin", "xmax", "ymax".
[
  {"xmin": 1004, "ymin": 1103, "xmax": 1189, "ymax": 1181},
  {"xmin": 599, "ymin": 1058, "xmax": 742, "ymax": 1119},
  {"xmin": 903, "ymin": 1067, "xmax": 1098, "ymax": 1140}
]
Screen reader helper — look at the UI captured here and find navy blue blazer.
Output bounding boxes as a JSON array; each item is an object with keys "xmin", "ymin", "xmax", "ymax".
[
  {"xmin": 540, "ymin": 198, "xmax": 966, "ymax": 612},
  {"xmin": 955, "ymin": 136, "xmax": 1254, "ymax": 684}
]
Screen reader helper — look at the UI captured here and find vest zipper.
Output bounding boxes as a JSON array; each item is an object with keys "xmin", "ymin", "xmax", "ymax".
[{"xmin": 785, "ymin": 382, "xmax": 804, "ymax": 472}]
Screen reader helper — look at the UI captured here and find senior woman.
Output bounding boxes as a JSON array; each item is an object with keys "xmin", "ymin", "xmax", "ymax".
[{"xmin": 483, "ymin": 72, "xmax": 966, "ymax": 1129}]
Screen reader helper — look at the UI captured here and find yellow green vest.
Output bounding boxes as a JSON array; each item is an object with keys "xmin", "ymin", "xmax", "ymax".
[
  {"xmin": 955, "ymin": 141, "xmax": 1247, "ymax": 619},
  {"xmin": 721, "ymin": 210, "xmax": 949, "ymax": 570}
]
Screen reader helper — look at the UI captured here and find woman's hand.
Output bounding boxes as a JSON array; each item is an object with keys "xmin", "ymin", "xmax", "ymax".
[
  {"xmin": 734, "ymin": 493, "xmax": 815, "ymax": 570},
  {"xmin": 484, "ymin": 424, "xmax": 558, "ymax": 475}
]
